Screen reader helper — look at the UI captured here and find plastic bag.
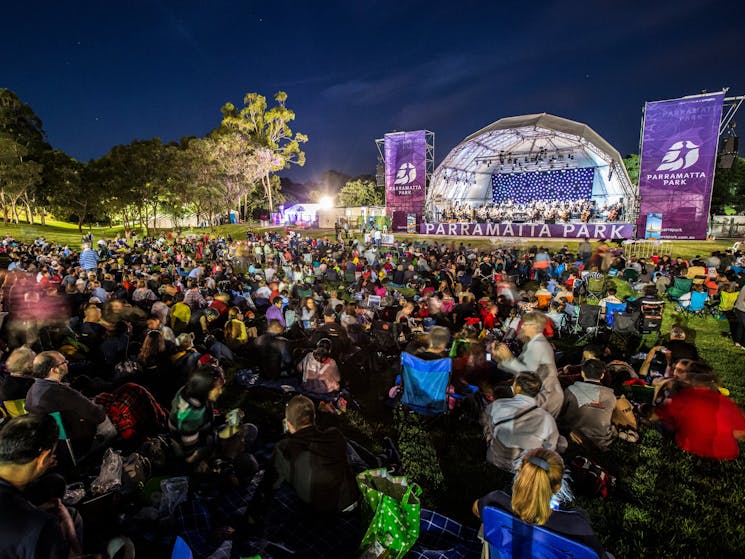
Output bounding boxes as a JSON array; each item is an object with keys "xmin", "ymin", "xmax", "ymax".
[
  {"xmin": 91, "ymin": 448, "xmax": 123, "ymax": 495},
  {"xmin": 160, "ymin": 476, "xmax": 189, "ymax": 515}
]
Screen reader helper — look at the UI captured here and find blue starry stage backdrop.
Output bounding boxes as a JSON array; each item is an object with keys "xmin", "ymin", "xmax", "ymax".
[{"xmin": 420, "ymin": 167, "xmax": 634, "ymax": 238}]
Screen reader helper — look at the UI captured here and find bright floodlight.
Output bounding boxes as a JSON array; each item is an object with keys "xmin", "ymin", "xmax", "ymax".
[{"xmin": 319, "ymin": 196, "xmax": 334, "ymax": 210}]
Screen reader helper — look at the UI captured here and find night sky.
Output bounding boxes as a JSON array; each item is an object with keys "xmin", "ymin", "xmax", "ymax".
[{"xmin": 2, "ymin": 0, "xmax": 744, "ymax": 183}]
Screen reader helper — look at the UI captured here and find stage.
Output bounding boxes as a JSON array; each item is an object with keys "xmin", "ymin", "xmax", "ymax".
[{"xmin": 419, "ymin": 222, "xmax": 634, "ymax": 239}]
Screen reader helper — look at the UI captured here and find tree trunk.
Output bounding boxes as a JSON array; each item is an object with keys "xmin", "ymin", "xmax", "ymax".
[
  {"xmin": 40, "ymin": 207, "xmax": 46, "ymax": 226},
  {"xmin": 264, "ymin": 175, "xmax": 274, "ymax": 213},
  {"xmin": 24, "ymin": 202, "xmax": 31, "ymax": 224}
]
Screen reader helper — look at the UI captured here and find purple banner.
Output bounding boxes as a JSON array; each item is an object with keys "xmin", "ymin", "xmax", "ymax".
[
  {"xmin": 419, "ymin": 222, "xmax": 634, "ymax": 239},
  {"xmin": 637, "ymin": 92, "xmax": 725, "ymax": 240},
  {"xmin": 385, "ymin": 130, "xmax": 426, "ymax": 231}
]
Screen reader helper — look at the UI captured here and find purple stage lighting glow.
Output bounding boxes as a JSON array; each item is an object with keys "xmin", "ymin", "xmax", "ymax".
[{"xmin": 491, "ymin": 168, "xmax": 595, "ymax": 204}]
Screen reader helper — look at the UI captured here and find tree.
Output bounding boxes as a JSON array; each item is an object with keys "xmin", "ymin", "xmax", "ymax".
[
  {"xmin": 711, "ymin": 156, "xmax": 745, "ymax": 213},
  {"xmin": 218, "ymin": 91, "xmax": 307, "ymax": 212},
  {"xmin": 0, "ymin": 138, "xmax": 42, "ymax": 223},
  {"xmin": 623, "ymin": 154, "xmax": 639, "ymax": 185},
  {"xmin": 338, "ymin": 178, "xmax": 383, "ymax": 207},
  {"xmin": 44, "ymin": 150, "xmax": 104, "ymax": 232},
  {"xmin": 0, "ymin": 89, "xmax": 50, "ymax": 223}
]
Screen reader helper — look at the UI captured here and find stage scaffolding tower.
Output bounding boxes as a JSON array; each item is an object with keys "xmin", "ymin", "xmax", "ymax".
[{"xmin": 376, "ymin": 130, "xmax": 435, "ymax": 197}]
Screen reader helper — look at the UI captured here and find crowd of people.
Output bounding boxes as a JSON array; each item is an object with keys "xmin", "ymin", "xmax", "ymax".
[
  {"xmin": 0, "ymin": 229, "xmax": 744, "ymax": 558},
  {"xmin": 438, "ymin": 199, "xmax": 626, "ymax": 223}
]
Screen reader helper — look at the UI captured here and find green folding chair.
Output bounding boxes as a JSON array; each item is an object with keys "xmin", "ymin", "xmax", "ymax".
[
  {"xmin": 50, "ymin": 411, "xmax": 77, "ymax": 467},
  {"xmin": 2, "ymin": 399, "xmax": 27, "ymax": 418}
]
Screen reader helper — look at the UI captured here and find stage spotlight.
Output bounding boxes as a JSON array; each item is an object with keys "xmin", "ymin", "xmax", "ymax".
[{"xmin": 319, "ymin": 196, "xmax": 334, "ymax": 210}]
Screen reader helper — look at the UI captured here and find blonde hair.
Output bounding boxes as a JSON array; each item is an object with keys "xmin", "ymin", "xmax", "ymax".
[
  {"xmin": 520, "ymin": 311, "xmax": 548, "ymax": 330},
  {"xmin": 511, "ymin": 448, "xmax": 564, "ymax": 526}
]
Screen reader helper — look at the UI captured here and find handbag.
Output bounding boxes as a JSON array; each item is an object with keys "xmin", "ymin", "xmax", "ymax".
[{"xmin": 358, "ymin": 468, "xmax": 422, "ymax": 559}]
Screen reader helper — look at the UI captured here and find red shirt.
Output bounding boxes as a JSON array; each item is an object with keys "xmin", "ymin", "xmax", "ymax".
[{"xmin": 656, "ymin": 387, "xmax": 745, "ymax": 460}]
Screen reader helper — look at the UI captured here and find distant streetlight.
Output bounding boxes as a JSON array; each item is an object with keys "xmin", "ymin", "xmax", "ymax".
[{"xmin": 319, "ymin": 196, "xmax": 334, "ymax": 210}]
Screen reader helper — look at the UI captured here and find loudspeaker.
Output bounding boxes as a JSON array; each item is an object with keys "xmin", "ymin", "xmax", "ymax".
[{"xmin": 719, "ymin": 136, "xmax": 739, "ymax": 169}]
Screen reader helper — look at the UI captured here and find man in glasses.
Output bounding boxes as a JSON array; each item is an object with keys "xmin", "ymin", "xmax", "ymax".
[
  {"xmin": 0, "ymin": 414, "xmax": 73, "ymax": 558},
  {"xmin": 25, "ymin": 351, "xmax": 116, "ymax": 457}
]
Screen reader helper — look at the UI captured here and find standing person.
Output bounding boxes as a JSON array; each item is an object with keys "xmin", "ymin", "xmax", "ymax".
[
  {"xmin": 0, "ymin": 414, "xmax": 77, "ymax": 558},
  {"xmin": 732, "ymin": 282, "xmax": 745, "ymax": 349},
  {"xmin": 578, "ymin": 238, "xmax": 593, "ymax": 267},
  {"xmin": 78, "ymin": 243, "xmax": 98, "ymax": 273}
]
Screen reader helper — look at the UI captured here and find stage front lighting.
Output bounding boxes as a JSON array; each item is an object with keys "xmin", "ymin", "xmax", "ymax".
[{"xmin": 319, "ymin": 196, "xmax": 334, "ymax": 210}]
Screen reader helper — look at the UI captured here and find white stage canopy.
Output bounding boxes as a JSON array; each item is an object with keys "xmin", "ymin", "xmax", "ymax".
[{"xmin": 426, "ymin": 113, "xmax": 635, "ymax": 218}]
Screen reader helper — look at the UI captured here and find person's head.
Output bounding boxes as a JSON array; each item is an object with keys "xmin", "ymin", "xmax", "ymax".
[
  {"xmin": 228, "ymin": 306, "xmax": 242, "ymax": 321},
  {"xmin": 140, "ymin": 329, "xmax": 166, "ymax": 358},
  {"xmin": 606, "ymin": 287, "xmax": 617, "ymax": 296},
  {"xmin": 84, "ymin": 303, "xmax": 101, "ymax": 322},
  {"xmin": 428, "ymin": 326, "xmax": 450, "ymax": 351},
  {"xmin": 681, "ymin": 361, "xmax": 719, "ymax": 388},
  {"xmin": 272, "ymin": 296, "xmax": 283, "ymax": 308},
  {"xmin": 512, "ymin": 448, "xmax": 566, "ymax": 525},
  {"xmin": 512, "ymin": 371, "xmax": 542, "ymax": 398},
  {"xmin": 580, "ymin": 359, "xmax": 605, "ymax": 381},
  {"xmin": 671, "ymin": 358, "xmax": 693, "ymax": 378},
  {"xmin": 670, "ymin": 326, "xmax": 686, "ymax": 340},
  {"xmin": 267, "ymin": 318, "xmax": 285, "ymax": 335},
  {"xmin": 5, "ymin": 346, "xmax": 36, "ymax": 376},
  {"xmin": 145, "ymin": 314, "xmax": 161, "ymax": 331},
  {"xmin": 183, "ymin": 365, "xmax": 226, "ymax": 404},
  {"xmin": 284, "ymin": 395, "xmax": 315, "ymax": 433},
  {"xmin": 176, "ymin": 332, "xmax": 195, "ymax": 351},
  {"xmin": 0, "ymin": 414, "xmax": 59, "ymax": 487},
  {"xmin": 518, "ymin": 312, "xmax": 547, "ymax": 341},
  {"xmin": 31, "ymin": 351, "xmax": 69, "ymax": 381}
]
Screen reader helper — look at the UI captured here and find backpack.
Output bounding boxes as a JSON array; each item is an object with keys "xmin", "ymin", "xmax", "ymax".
[{"xmin": 569, "ymin": 456, "xmax": 615, "ymax": 499}]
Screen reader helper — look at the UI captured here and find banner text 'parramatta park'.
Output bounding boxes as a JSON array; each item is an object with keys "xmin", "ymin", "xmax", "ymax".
[{"xmin": 419, "ymin": 222, "xmax": 634, "ymax": 239}]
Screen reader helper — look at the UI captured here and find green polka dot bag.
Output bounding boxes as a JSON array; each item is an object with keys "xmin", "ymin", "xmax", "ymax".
[{"xmin": 357, "ymin": 468, "xmax": 422, "ymax": 559}]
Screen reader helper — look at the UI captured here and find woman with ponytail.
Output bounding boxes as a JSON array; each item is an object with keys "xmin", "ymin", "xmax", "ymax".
[{"xmin": 473, "ymin": 448, "xmax": 611, "ymax": 558}]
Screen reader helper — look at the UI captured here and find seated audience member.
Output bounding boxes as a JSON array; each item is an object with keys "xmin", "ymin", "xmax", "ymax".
[
  {"xmin": 414, "ymin": 325, "xmax": 451, "ymax": 360},
  {"xmin": 265, "ymin": 296, "xmax": 286, "ymax": 328},
  {"xmin": 272, "ymin": 395, "xmax": 359, "ymax": 512},
  {"xmin": 0, "ymin": 346, "xmax": 36, "ymax": 404},
  {"xmin": 253, "ymin": 319, "xmax": 293, "ymax": 379},
  {"xmin": 25, "ymin": 351, "xmax": 116, "ymax": 455},
  {"xmin": 481, "ymin": 372, "xmax": 563, "ymax": 471},
  {"xmin": 0, "ymin": 414, "xmax": 78, "ymax": 558},
  {"xmin": 663, "ymin": 326, "xmax": 700, "ymax": 362},
  {"xmin": 559, "ymin": 359, "xmax": 617, "ymax": 449},
  {"xmin": 650, "ymin": 362, "xmax": 745, "ymax": 460},
  {"xmin": 473, "ymin": 448, "xmax": 610, "ymax": 559},
  {"xmin": 309, "ymin": 307, "xmax": 350, "ymax": 356},
  {"xmin": 298, "ymin": 341, "xmax": 341, "ymax": 394},
  {"xmin": 168, "ymin": 365, "xmax": 226, "ymax": 464},
  {"xmin": 598, "ymin": 288, "xmax": 622, "ymax": 318}
]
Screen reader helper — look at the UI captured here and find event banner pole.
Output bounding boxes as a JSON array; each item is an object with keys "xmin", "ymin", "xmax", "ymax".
[
  {"xmin": 636, "ymin": 91, "xmax": 725, "ymax": 240},
  {"xmin": 384, "ymin": 130, "xmax": 427, "ymax": 232}
]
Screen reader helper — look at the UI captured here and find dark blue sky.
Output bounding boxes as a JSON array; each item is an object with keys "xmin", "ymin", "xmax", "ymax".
[{"xmin": 2, "ymin": 0, "xmax": 744, "ymax": 183}]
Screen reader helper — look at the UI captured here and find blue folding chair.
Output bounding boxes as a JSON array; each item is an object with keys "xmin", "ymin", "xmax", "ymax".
[
  {"xmin": 604, "ymin": 302, "xmax": 627, "ymax": 328},
  {"xmin": 482, "ymin": 506, "xmax": 600, "ymax": 559},
  {"xmin": 171, "ymin": 536, "xmax": 193, "ymax": 559},
  {"xmin": 400, "ymin": 352, "xmax": 452, "ymax": 415},
  {"xmin": 678, "ymin": 290, "xmax": 708, "ymax": 316}
]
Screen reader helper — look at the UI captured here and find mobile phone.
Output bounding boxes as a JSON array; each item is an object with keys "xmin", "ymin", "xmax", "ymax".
[{"xmin": 486, "ymin": 353, "xmax": 492, "ymax": 361}]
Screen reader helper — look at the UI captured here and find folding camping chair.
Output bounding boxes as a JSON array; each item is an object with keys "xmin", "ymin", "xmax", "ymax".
[
  {"xmin": 667, "ymin": 277, "xmax": 693, "ymax": 301},
  {"xmin": 574, "ymin": 304, "xmax": 601, "ymax": 342},
  {"xmin": 584, "ymin": 276, "xmax": 607, "ymax": 302},
  {"xmin": 481, "ymin": 505, "xmax": 600, "ymax": 559},
  {"xmin": 1, "ymin": 399, "xmax": 27, "ymax": 419},
  {"xmin": 713, "ymin": 289, "xmax": 738, "ymax": 317},
  {"xmin": 677, "ymin": 290, "xmax": 708, "ymax": 316},
  {"xmin": 400, "ymin": 352, "xmax": 452, "ymax": 415},
  {"xmin": 640, "ymin": 301, "xmax": 664, "ymax": 334},
  {"xmin": 50, "ymin": 411, "xmax": 77, "ymax": 467},
  {"xmin": 604, "ymin": 302, "xmax": 627, "ymax": 329}
]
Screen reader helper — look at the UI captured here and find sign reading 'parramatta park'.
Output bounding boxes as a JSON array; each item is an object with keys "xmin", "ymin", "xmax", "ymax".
[{"xmin": 419, "ymin": 222, "xmax": 634, "ymax": 239}]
